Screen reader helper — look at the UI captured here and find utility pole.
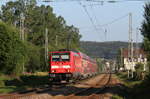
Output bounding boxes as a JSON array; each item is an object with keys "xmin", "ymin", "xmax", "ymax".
[
  {"xmin": 45, "ymin": 28, "xmax": 48, "ymax": 64},
  {"xmin": 130, "ymin": 13, "xmax": 134, "ymax": 78},
  {"xmin": 56, "ymin": 35, "xmax": 58, "ymax": 46},
  {"xmin": 67, "ymin": 32, "xmax": 72, "ymax": 50},
  {"xmin": 120, "ymin": 48, "xmax": 123, "ymax": 69},
  {"xmin": 44, "ymin": 8, "xmax": 49, "ymax": 68},
  {"xmin": 128, "ymin": 13, "xmax": 134, "ymax": 78},
  {"xmin": 136, "ymin": 27, "xmax": 139, "ymax": 57},
  {"xmin": 20, "ymin": 12, "xmax": 25, "ymax": 73},
  {"xmin": 104, "ymin": 29, "xmax": 107, "ymax": 41},
  {"xmin": 20, "ymin": 13, "xmax": 25, "ymax": 41}
]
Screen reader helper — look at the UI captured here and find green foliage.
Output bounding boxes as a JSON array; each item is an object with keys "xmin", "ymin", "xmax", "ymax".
[
  {"xmin": 147, "ymin": 61, "xmax": 150, "ymax": 72},
  {"xmin": 0, "ymin": 0, "xmax": 81, "ymax": 73},
  {"xmin": 135, "ymin": 63, "xmax": 144, "ymax": 80},
  {"xmin": 141, "ymin": 3, "xmax": 150, "ymax": 71},
  {"xmin": 0, "ymin": 22, "xmax": 26, "ymax": 75},
  {"xmin": 141, "ymin": 2, "xmax": 150, "ymax": 82},
  {"xmin": 25, "ymin": 43, "xmax": 41, "ymax": 72},
  {"xmin": 0, "ymin": 74, "xmax": 49, "ymax": 93},
  {"xmin": 135, "ymin": 63, "xmax": 144, "ymax": 72},
  {"xmin": 141, "ymin": 3, "xmax": 150, "ymax": 41},
  {"xmin": 0, "ymin": 0, "xmax": 81, "ymax": 48},
  {"xmin": 116, "ymin": 72, "xmax": 150, "ymax": 99}
]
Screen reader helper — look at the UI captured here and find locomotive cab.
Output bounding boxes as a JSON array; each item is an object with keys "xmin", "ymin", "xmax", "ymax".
[{"xmin": 49, "ymin": 51, "xmax": 73, "ymax": 82}]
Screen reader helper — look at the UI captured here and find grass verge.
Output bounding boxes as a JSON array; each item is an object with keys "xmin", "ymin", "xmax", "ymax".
[
  {"xmin": 0, "ymin": 72, "xmax": 49, "ymax": 94},
  {"xmin": 116, "ymin": 72, "xmax": 150, "ymax": 99}
]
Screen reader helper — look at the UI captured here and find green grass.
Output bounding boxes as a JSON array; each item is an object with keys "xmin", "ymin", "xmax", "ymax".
[
  {"xmin": 0, "ymin": 73, "xmax": 50, "ymax": 94},
  {"xmin": 0, "ymin": 75, "xmax": 17, "ymax": 93},
  {"xmin": 116, "ymin": 72, "xmax": 141, "ymax": 87},
  {"xmin": 0, "ymin": 86, "xmax": 18, "ymax": 93},
  {"xmin": 116, "ymin": 72, "xmax": 150, "ymax": 99}
]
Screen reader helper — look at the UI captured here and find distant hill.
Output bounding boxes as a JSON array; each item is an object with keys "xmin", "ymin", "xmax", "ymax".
[{"xmin": 80, "ymin": 41, "xmax": 141, "ymax": 59}]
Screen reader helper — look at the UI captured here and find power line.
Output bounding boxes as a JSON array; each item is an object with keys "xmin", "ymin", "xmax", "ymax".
[
  {"xmin": 79, "ymin": 2, "xmax": 103, "ymax": 40},
  {"xmin": 97, "ymin": 14, "xmax": 129, "ymax": 27},
  {"xmin": 1, "ymin": 0, "xmax": 148, "ymax": 3},
  {"xmin": 90, "ymin": 4, "xmax": 100, "ymax": 25},
  {"xmin": 89, "ymin": 3, "xmax": 106, "ymax": 40},
  {"xmin": 42, "ymin": 0, "xmax": 149, "ymax": 2},
  {"xmin": 79, "ymin": 13, "xmax": 128, "ymax": 29},
  {"xmin": 89, "ymin": 4, "xmax": 104, "ymax": 30}
]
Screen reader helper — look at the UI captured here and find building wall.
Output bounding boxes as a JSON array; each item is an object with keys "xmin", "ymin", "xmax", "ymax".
[{"xmin": 124, "ymin": 57, "xmax": 147, "ymax": 71}]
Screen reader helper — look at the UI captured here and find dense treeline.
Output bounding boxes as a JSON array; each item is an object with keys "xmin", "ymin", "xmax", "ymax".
[
  {"xmin": 80, "ymin": 41, "xmax": 141, "ymax": 59},
  {"xmin": 0, "ymin": 0, "xmax": 81, "ymax": 75},
  {"xmin": 0, "ymin": 22, "xmax": 26, "ymax": 75}
]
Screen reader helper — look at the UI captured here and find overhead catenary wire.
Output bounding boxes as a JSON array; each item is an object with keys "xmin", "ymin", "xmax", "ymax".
[
  {"xmin": 89, "ymin": 3, "xmax": 106, "ymax": 40},
  {"xmin": 79, "ymin": 13, "xmax": 129, "ymax": 29},
  {"xmin": 1, "ymin": 0, "xmax": 148, "ymax": 4},
  {"xmin": 97, "ymin": 13, "xmax": 129, "ymax": 27},
  {"xmin": 79, "ymin": 2, "xmax": 103, "ymax": 40},
  {"xmin": 41, "ymin": 0, "xmax": 149, "ymax": 2},
  {"xmin": 89, "ymin": 4, "xmax": 101, "ymax": 27}
]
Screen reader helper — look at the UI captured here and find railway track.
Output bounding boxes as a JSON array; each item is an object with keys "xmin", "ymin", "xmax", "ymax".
[
  {"xmin": 63, "ymin": 73, "xmax": 112, "ymax": 99},
  {"xmin": 0, "ymin": 77, "xmax": 91, "ymax": 99},
  {"xmin": 0, "ymin": 73, "xmax": 116, "ymax": 99}
]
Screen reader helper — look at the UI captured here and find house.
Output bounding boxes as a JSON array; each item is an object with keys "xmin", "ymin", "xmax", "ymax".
[{"xmin": 122, "ymin": 49, "xmax": 147, "ymax": 71}]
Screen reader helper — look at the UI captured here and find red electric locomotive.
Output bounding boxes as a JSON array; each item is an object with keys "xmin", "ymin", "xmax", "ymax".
[{"xmin": 49, "ymin": 50, "xmax": 98, "ymax": 82}]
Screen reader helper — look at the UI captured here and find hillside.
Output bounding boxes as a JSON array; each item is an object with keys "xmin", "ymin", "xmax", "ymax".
[{"xmin": 80, "ymin": 41, "xmax": 141, "ymax": 59}]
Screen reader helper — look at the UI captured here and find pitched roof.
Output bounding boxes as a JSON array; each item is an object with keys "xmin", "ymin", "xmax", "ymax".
[{"xmin": 122, "ymin": 48, "xmax": 147, "ymax": 58}]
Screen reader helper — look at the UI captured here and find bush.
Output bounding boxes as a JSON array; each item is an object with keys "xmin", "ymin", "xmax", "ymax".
[
  {"xmin": 135, "ymin": 63, "xmax": 144, "ymax": 80},
  {"xmin": 0, "ymin": 81, "xmax": 5, "ymax": 87}
]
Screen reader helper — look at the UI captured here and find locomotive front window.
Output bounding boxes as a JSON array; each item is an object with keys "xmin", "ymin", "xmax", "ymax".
[
  {"xmin": 61, "ymin": 55, "xmax": 70, "ymax": 61},
  {"xmin": 52, "ymin": 55, "xmax": 60, "ymax": 61},
  {"xmin": 52, "ymin": 53, "xmax": 70, "ymax": 61}
]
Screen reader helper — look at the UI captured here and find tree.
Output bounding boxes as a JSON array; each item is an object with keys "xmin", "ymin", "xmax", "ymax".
[
  {"xmin": 141, "ymin": 3, "xmax": 150, "ymax": 41},
  {"xmin": 141, "ymin": 3, "xmax": 150, "ymax": 75},
  {"xmin": 0, "ymin": 0, "xmax": 81, "ymax": 73},
  {"xmin": 0, "ymin": 0, "xmax": 81, "ymax": 48},
  {"xmin": 0, "ymin": 22, "xmax": 26, "ymax": 75},
  {"xmin": 141, "ymin": 3, "xmax": 150, "ymax": 57},
  {"xmin": 135, "ymin": 63, "xmax": 144, "ymax": 80}
]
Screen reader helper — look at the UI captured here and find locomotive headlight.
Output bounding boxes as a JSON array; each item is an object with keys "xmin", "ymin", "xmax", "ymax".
[
  {"xmin": 51, "ymin": 70, "xmax": 55, "ymax": 73},
  {"xmin": 63, "ymin": 65, "xmax": 71, "ymax": 68},
  {"xmin": 51, "ymin": 65, "xmax": 59, "ymax": 69}
]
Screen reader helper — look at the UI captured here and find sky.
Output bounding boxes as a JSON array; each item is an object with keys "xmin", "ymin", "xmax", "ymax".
[
  {"xmin": 0, "ymin": 0, "xmax": 147, "ymax": 42},
  {"xmin": 40, "ymin": 0, "xmax": 146, "ymax": 42}
]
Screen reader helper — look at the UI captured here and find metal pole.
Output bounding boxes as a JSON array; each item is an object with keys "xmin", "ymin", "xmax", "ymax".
[
  {"xmin": 56, "ymin": 35, "xmax": 58, "ymax": 46},
  {"xmin": 67, "ymin": 32, "xmax": 72, "ymax": 50},
  {"xmin": 128, "ymin": 13, "xmax": 133, "ymax": 78},
  {"xmin": 128, "ymin": 13, "xmax": 131, "ymax": 59},
  {"xmin": 45, "ymin": 28, "xmax": 48, "ymax": 64},
  {"xmin": 129, "ymin": 13, "xmax": 134, "ymax": 78},
  {"xmin": 136, "ymin": 27, "xmax": 139, "ymax": 57},
  {"xmin": 20, "ymin": 13, "xmax": 25, "ymax": 73}
]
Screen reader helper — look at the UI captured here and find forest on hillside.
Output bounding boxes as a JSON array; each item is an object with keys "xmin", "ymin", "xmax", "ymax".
[{"xmin": 80, "ymin": 41, "xmax": 141, "ymax": 59}]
